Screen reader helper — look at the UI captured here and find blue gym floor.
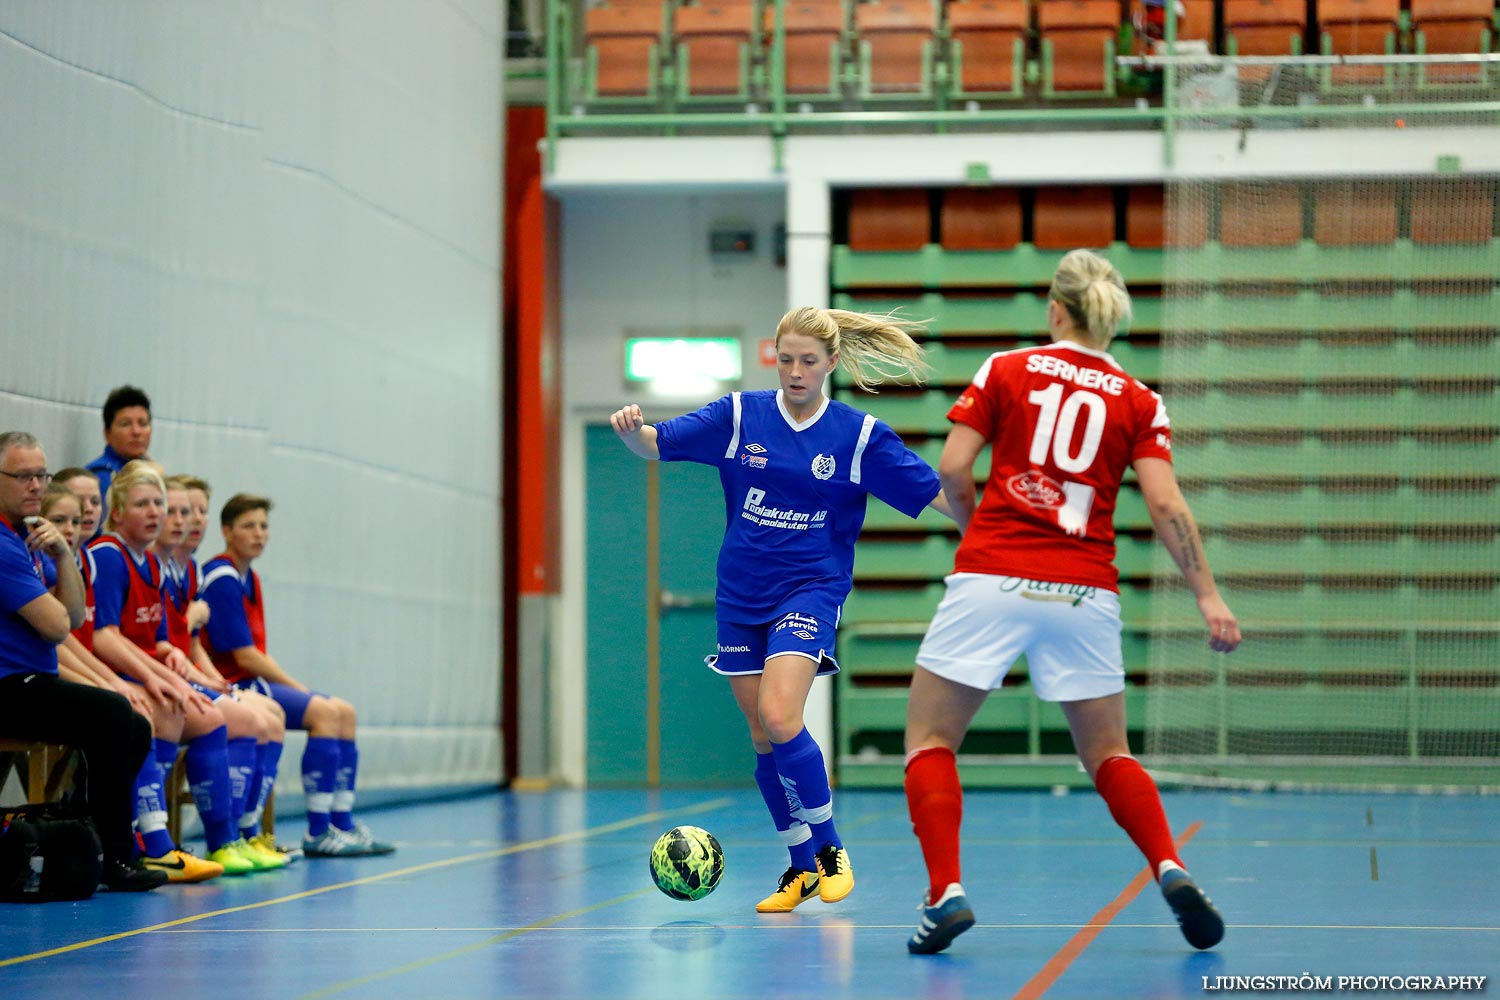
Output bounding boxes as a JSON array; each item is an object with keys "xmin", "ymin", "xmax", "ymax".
[{"xmin": 2, "ymin": 788, "xmax": 1496, "ymax": 999}]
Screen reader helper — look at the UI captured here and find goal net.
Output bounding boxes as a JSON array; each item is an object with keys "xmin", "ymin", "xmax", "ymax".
[{"xmin": 1142, "ymin": 53, "xmax": 1500, "ymax": 792}]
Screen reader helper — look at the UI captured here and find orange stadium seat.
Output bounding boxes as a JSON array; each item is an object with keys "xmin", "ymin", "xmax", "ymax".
[
  {"xmin": 1176, "ymin": 0, "xmax": 1217, "ymax": 48},
  {"xmin": 1224, "ymin": 0, "xmax": 1307, "ymax": 81},
  {"xmin": 1319, "ymin": 0, "xmax": 1399, "ymax": 85},
  {"xmin": 769, "ymin": 0, "xmax": 847, "ymax": 95},
  {"xmin": 1033, "ymin": 186, "xmax": 1116, "ymax": 249},
  {"xmin": 947, "ymin": 0, "xmax": 1029, "ymax": 95},
  {"xmin": 585, "ymin": 4, "xmax": 665, "ymax": 98},
  {"xmin": 1220, "ymin": 181, "xmax": 1303, "ymax": 246},
  {"xmin": 1038, "ymin": 0, "xmax": 1122, "ymax": 93},
  {"xmin": 1128, "ymin": 184, "xmax": 1210, "ymax": 248},
  {"xmin": 855, "ymin": 0, "xmax": 939, "ymax": 93},
  {"xmin": 675, "ymin": 2, "xmax": 756, "ymax": 96},
  {"xmin": 1409, "ymin": 178, "xmax": 1496, "ymax": 245},
  {"xmin": 1313, "ymin": 180, "xmax": 1397, "ymax": 245},
  {"xmin": 940, "ymin": 187, "xmax": 1023, "ymax": 249},
  {"xmin": 1411, "ymin": 0, "xmax": 1494, "ymax": 83},
  {"xmin": 848, "ymin": 188, "xmax": 931, "ymax": 250}
]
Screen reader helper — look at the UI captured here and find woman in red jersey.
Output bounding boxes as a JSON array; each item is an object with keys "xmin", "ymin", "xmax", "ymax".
[{"xmin": 902, "ymin": 249, "xmax": 1241, "ymax": 955}]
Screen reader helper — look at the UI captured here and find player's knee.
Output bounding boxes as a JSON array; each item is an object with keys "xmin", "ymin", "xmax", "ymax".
[
  {"xmin": 219, "ymin": 699, "xmax": 260, "ymax": 740},
  {"xmin": 743, "ymin": 715, "xmax": 770, "ymax": 747},
  {"xmin": 758, "ymin": 705, "xmax": 805, "ymax": 744},
  {"xmin": 302, "ymin": 696, "xmax": 336, "ymax": 734},
  {"xmin": 152, "ymin": 705, "xmax": 184, "ymax": 736},
  {"xmin": 184, "ymin": 702, "xmax": 227, "ymax": 737}
]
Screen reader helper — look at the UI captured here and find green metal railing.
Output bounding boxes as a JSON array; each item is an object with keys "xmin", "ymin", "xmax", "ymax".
[{"xmin": 542, "ymin": 0, "xmax": 1500, "ymax": 171}]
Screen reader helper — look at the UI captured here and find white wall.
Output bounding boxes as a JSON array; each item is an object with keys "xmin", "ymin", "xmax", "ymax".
[{"xmin": 0, "ymin": 2, "xmax": 505, "ymax": 794}]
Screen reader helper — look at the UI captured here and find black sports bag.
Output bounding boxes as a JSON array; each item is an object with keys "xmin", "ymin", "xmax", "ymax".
[{"xmin": 0, "ymin": 803, "xmax": 103, "ymax": 902}]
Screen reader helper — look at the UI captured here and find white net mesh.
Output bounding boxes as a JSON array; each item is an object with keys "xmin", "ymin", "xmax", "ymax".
[{"xmin": 1143, "ymin": 55, "xmax": 1500, "ymax": 791}]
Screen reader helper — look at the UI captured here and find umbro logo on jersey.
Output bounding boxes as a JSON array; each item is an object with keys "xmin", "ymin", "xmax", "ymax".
[
  {"xmin": 793, "ymin": 629, "xmax": 815, "ymax": 640},
  {"xmin": 744, "ymin": 443, "xmax": 767, "ymax": 454}
]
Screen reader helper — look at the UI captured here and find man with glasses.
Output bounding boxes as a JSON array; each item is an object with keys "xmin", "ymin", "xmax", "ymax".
[{"xmin": 0, "ymin": 430, "xmax": 167, "ymax": 892}]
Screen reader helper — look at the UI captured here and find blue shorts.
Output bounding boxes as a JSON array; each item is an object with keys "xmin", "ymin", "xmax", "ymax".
[
  {"xmin": 189, "ymin": 680, "xmax": 228, "ymax": 702},
  {"xmin": 706, "ymin": 608, "xmax": 841, "ymax": 677},
  {"xmin": 235, "ymin": 677, "xmax": 327, "ymax": 730}
]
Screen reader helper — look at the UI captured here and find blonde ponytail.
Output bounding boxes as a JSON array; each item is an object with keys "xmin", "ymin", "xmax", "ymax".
[
  {"xmin": 776, "ymin": 306, "xmax": 929, "ymax": 392},
  {"xmin": 1049, "ymin": 248, "xmax": 1132, "ymax": 347}
]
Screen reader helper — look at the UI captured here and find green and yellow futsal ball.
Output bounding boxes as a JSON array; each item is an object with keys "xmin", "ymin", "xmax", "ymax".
[{"xmin": 649, "ymin": 826, "xmax": 724, "ymax": 901}]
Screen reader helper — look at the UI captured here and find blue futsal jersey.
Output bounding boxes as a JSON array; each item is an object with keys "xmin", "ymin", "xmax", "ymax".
[{"xmin": 656, "ymin": 389, "xmax": 939, "ymax": 624}]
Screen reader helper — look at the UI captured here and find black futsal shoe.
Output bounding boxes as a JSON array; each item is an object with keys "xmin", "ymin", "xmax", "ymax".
[
  {"xmin": 1160, "ymin": 867, "xmax": 1225, "ymax": 949},
  {"xmin": 98, "ymin": 859, "xmax": 169, "ymax": 892}
]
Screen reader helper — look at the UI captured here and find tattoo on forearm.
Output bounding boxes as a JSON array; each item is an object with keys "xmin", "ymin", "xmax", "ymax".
[{"xmin": 1165, "ymin": 513, "xmax": 1202, "ymax": 574}]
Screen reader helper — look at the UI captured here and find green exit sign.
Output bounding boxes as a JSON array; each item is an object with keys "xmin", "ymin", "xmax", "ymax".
[{"xmin": 625, "ymin": 338, "xmax": 742, "ymax": 382}]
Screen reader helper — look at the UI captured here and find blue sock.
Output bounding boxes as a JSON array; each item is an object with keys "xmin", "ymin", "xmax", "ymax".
[
  {"xmin": 227, "ymin": 737, "xmax": 258, "ymax": 836},
  {"xmin": 133, "ymin": 756, "xmax": 175, "ymax": 858},
  {"xmin": 153, "ymin": 738, "xmax": 179, "ymax": 781},
  {"xmin": 331, "ymin": 739, "xmax": 358, "ymax": 832},
  {"xmin": 755, "ymin": 751, "xmax": 815, "ymax": 871},
  {"xmin": 770, "ymin": 727, "xmax": 840, "ymax": 851},
  {"xmin": 302, "ymin": 736, "xmax": 339, "ymax": 837},
  {"xmin": 147, "ymin": 738, "xmax": 180, "ymax": 854},
  {"xmin": 186, "ymin": 726, "xmax": 236, "ymax": 852},
  {"xmin": 240, "ymin": 740, "xmax": 283, "ymax": 838}
]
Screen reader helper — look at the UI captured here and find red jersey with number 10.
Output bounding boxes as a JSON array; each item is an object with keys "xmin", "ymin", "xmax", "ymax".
[{"xmin": 948, "ymin": 341, "xmax": 1173, "ymax": 591}]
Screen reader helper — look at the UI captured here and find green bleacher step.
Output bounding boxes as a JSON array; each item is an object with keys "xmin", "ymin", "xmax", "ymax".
[
  {"xmin": 831, "ymin": 240, "xmax": 1500, "ymax": 290},
  {"xmin": 1177, "ymin": 439, "xmax": 1500, "ymax": 483}
]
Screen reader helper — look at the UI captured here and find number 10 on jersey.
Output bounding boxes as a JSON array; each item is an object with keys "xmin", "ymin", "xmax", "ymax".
[{"xmin": 1027, "ymin": 384, "xmax": 1103, "ymax": 537}]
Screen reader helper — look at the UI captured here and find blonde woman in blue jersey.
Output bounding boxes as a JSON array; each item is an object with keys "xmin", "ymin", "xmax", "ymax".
[{"xmin": 612, "ymin": 306, "xmax": 952, "ymax": 913}]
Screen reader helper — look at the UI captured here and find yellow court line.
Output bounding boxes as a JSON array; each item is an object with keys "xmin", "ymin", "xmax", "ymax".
[
  {"xmin": 0, "ymin": 795, "xmax": 736, "ymax": 970},
  {"xmin": 298, "ymin": 887, "xmax": 659, "ymax": 1000}
]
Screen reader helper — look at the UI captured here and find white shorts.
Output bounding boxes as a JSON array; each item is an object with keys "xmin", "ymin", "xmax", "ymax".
[{"xmin": 916, "ymin": 572, "xmax": 1125, "ymax": 702}]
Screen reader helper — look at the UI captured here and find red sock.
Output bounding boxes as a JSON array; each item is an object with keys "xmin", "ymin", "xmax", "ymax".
[
  {"xmin": 904, "ymin": 746, "xmax": 963, "ymax": 902},
  {"xmin": 1093, "ymin": 754, "xmax": 1181, "ymax": 879}
]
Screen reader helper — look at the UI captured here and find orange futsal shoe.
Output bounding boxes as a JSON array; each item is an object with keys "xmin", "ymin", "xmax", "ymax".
[
  {"xmin": 815, "ymin": 843, "xmax": 854, "ymax": 903},
  {"xmin": 755, "ymin": 867, "xmax": 820, "ymax": 912},
  {"xmin": 141, "ymin": 849, "xmax": 224, "ymax": 883}
]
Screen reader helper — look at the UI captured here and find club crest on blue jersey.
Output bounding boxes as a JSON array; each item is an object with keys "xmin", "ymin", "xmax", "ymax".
[{"xmin": 811, "ymin": 453, "xmax": 836, "ymax": 480}]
